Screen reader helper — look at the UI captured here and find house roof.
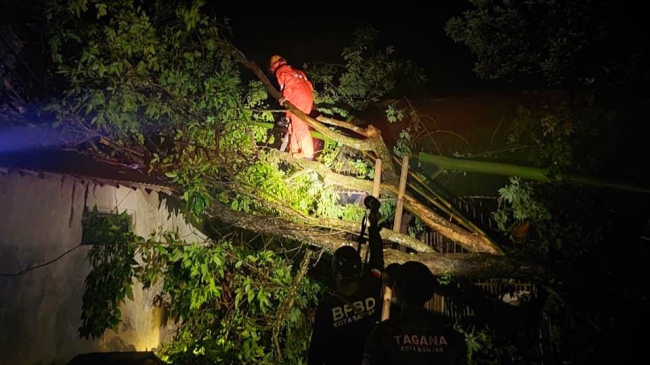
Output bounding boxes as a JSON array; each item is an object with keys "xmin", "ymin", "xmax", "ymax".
[{"xmin": 0, "ymin": 148, "xmax": 176, "ymax": 193}]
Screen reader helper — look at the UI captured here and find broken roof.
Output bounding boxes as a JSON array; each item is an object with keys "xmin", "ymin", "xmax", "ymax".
[{"xmin": 0, "ymin": 148, "xmax": 175, "ymax": 193}]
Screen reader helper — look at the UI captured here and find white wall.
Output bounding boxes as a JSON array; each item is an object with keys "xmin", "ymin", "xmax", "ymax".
[{"xmin": 0, "ymin": 170, "xmax": 207, "ymax": 365}]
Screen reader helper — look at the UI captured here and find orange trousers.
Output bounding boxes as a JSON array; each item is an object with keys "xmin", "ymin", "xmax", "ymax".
[{"xmin": 287, "ymin": 112, "xmax": 314, "ymax": 160}]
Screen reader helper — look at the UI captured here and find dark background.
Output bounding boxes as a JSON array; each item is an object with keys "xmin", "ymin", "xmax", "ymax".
[{"xmin": 209, "ymin": 2, "xmax": 486, "ymax": 93}]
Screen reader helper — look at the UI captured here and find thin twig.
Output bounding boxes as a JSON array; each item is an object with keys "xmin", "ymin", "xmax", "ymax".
[
  {"xmin": 403, "ymin": 97, "xmax": 443, "ymax": 155},
  {"xmin": 466, "ymin": 146, "xmax": 535, "ymax": 159},
  {"xmin": 490, "ymin": 108, "xmax": 508, "ymax": 151},
  {"xmin": 415, "ymin": 130, "xmax": 473, "ymax": 150},
  {"xmin": 0, "ymin": 244, "xmax": 83, "ymax": 277}
]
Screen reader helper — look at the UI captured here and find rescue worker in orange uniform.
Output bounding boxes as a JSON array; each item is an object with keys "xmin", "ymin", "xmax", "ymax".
[{"xmin": 268, "ymin": 55, "xmax": 315, "ymax": 160}]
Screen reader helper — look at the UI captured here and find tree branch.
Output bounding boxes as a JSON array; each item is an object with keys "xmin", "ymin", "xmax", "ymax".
[
  {"xmin": 315, "ymin": 115, "xmax": 370, "ymax": 137},
  {"xmin": 274, "ymin": 151, "xmax": 502, "ymax": 254},
  {"xmin": 273, "ymin": 249, "xmax": 312, "ymax": 361}
]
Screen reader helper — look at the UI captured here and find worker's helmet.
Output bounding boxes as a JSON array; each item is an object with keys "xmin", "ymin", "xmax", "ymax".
[
  {"xmin": 268, "ymin": 54, "xmax": 287, "ymax": 72},
  {"xmin": 331, "ymin": 246, "xmax": 362, "ymax": 283}
]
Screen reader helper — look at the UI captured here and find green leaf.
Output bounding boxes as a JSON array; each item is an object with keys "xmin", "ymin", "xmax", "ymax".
[{"xmin": 96, "ymin": 3, "xmax": 107, "ymax": 18}]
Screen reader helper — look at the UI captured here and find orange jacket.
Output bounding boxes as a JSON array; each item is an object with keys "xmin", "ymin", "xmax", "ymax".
[{"xmin": 275, "ymin": 64, "xmax": 314, "ymax": 114}]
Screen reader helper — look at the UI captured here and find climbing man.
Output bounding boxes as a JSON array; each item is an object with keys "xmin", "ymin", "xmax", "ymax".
[{"xmin": 268, "ymin": 55, "xmax": 315, "ymax": 160}]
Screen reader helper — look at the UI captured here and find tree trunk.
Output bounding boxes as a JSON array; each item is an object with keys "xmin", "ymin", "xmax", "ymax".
[
  {"xmin": 383, "ymin": 250, "xmax": 551, "ymax": 279},
  {"xmin": 205, "ymin": 204, "xmax": 549, "ymax": 279}
]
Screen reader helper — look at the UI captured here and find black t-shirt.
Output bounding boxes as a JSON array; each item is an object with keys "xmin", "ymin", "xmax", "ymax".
[
  {"xmin": 307, "ymin": 273, "xmax": 382, "ymax": 365},
  {"xmin": 308, "ymin": 226, "xmax": 385, "ymax": 365},
  {"xmin": 362, "ymin": 307, "xmax": 468, "ymax": 365}
]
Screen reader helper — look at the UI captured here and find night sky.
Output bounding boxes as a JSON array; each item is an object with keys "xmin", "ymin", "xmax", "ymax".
[{"xmin": 210, "ymin": 3, "xmax": 481, "ymax": 92}]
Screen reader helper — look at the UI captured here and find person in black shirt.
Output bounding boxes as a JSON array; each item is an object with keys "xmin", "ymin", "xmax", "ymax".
[
  {"xmin": 307, "ymin": 196, "xmax": 385, "ymax": 365},
  {"xmin": 362, "ymin": 261, "xmax": 468, "ymax": 365}
]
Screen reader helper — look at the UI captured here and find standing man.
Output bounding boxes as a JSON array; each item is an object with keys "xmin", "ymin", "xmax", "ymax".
[
  {"xmin": 308, "ymin": 196, "xmax": 385, "ymax": 365},
  {"xmin": 362, "ymin": 261, "xmax": 468, "ymax": 364},
  {"xmin": 268, "ymin": 55, "xmax": 315, "ymax": 160}
]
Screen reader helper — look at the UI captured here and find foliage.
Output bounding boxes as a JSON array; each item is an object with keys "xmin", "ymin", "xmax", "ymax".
[
  {"xmin": 307, "ymin": 26, "xmax": 426, "ymax": 118},
  {"xmin": 444, "ymin": 2, "xmax": 650, "ymax": 364},
  {"xmin": 456, "ymin": 322, "xmax": 530, "ymax": 365},
  {"xmin": 492, "ymin": 177, "xmax": 551, "ymax": 232},
  {"xmin": 137, "ymin": 236, "xmax": 323, "ymax": 364},
  {"xmin": 407, "ymin": 215, "xmax": 426, "ymax": 240},
  {"xmin": 79, "ymin": 207, "xmax": 140, "ymax": 339},
  {"xmin": 445, "ymin": 0, "xmax": 612, "ymax": 87},
  {"xmin": 386, "ymin": 98, "xmax": 471, "ymax": 160},
  {"xmin": 456, "ymin": 324, "xmax": 494, "ymax": 364},
  {"xmin": 505, "ymin": 102, "xmax": 617, "ymax": 174},
  {"xmin": 43, "ymin": 0, "xmax": 272, "ymax": 222},
  {"xmin": 491, "ymin": 101, "xmax": 618, "ymax": 259},
  {"xmin": 78, "ymin": 212, "xmax": 323, "ymax": 364},
  {"xmin": 436, "ymin": 271, "xmax": 454, "ymax": 286},
  {"xmin": 385, "ymin": 103, "xmax": 419, "ymax": 158}
]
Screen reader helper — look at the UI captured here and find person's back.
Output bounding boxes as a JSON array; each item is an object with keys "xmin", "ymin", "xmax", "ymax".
[
  {"xmin": 268, "ymin": 54, "xmax": 315, "ymax": 160},
  {"xmin": 308, "ymin": 272, "xmax": 382, "ymax": 365},
  {"xmin": 274, "ymin": 63, "xmax": 314, "ymax": 110},
  {"xmin": 362, "ymin": 261, "xmax": 468, "ymax": 365},
  {"xmin": 308, "ymin": 196, "xmax": 385, "ymax": 365},
  {"xmin": 366, "ymin": 306, "xmax": 467, "ymax": 364}
]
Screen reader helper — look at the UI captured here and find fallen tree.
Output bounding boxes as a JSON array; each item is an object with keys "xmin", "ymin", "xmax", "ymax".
[
  {"xmin": 219, "ymin": 41, "xmax": 503, "ymax": 255},
  {"xmin": 5, "ymin": 0, "xmax": 508, "ymax": 263}
]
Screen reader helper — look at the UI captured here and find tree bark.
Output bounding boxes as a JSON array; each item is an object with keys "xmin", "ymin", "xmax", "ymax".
[
  {"xmin": 393, "ymin": 155, "xmax": 488, "ymax": 237},
  {"xmin": 206, "ymin": 204, "xmax": 546, "ymax": 279},
  {"xmin": 403, "ymin": 194, "xmax": 502, "ymax": 254},
  {"xmin": 316, "ymin": 216, "xmax": 436, "ymax": 253},
  {"xmin": 383, "ymin": 250, "xmax": 550, "ymax": 279}
]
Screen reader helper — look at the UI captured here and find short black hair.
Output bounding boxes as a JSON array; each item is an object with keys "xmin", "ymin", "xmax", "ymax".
[
  {"xmin": 385, "ymin": 263, "xmax": 402, "ymax": 286},
  {"xmin": 395, "ymin": 261, "xmax": 436, "ymax": 306}
]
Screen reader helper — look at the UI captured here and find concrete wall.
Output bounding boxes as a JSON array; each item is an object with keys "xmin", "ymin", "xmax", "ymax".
[{"xmin": 0, "ymin": 170, "xmax": 207, "ymax": 365}]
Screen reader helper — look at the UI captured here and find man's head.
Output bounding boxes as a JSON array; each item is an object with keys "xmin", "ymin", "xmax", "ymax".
[
  {"xmin": 393, "ymin": 261, "xmax": 437, "ymax": 307},
  {"xmin": 331, "ymin": 245, "xmax": 362, "ymax": 287},
  {"xmin": 268, "ymin": 54, "xmax": 287, "ymax": 73}
]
